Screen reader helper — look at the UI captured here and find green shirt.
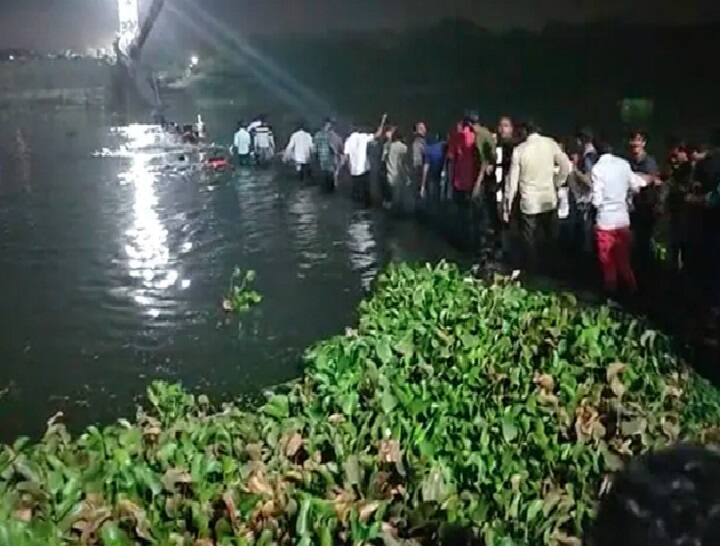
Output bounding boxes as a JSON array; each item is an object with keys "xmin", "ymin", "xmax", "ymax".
[{"xmin": 474, "ymin": 125, "xmax": 496, "ymax": 166}]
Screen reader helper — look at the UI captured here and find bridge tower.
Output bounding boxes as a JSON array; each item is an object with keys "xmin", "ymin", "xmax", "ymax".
[{"xmin": 118, "ymin": 0, "xmax": 140, "ymax": 57}]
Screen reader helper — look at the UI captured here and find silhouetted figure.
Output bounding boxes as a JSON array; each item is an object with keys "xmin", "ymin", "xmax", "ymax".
[
  {"xmin": 314, "ymin": 118, "xmax": 343, "ymax": 192},
  {"xmin": 233, "ymin": 121, "xmax": 251, "ymax": 166},
  {"xmin": 627, "ymin": 130, "xmax": 661, "ymax": 273},
  {"xmin": 340, "ymin": 114, "xmax": 387, "ymax": 208},
  {"xmin": 589, "ymin": 446, "xmax": 720, "ymax": 546},
  {"xmin": 284, "ymin": 122, "xmax": 314, "ymax": 181}
]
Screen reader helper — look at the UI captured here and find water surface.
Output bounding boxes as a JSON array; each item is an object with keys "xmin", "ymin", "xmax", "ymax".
[{"xmin": 0, "ymin": 108, "xmax": 455, "ymax": 440}]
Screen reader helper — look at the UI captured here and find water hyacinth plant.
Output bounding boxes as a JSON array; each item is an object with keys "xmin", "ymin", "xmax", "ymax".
[
  {"xmin": 223, "ymin": 268, "xmax": 262, "ymax": 314},
  {"xmin": 2, "ymin": 262, "xmax": 720, "ymax": 545}
]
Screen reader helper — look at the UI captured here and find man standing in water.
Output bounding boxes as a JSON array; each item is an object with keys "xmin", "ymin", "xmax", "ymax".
[
  {"xmin": 420, "ymin": 132, "xmax": 447, "ymax": 218},
  {"xmin": 384, "ymin": 128, "xmax": 411, "ymax": 215},
  {"xmin": 504, "ymin": 121, "xmax": 571, "ymax": 273},
  {"xmin": 447, "ymin": 117, "xmax": 481, "ymax": 250},
  {"xmin": 283, "ymin": 122, "xmax": 314, "ymax": 181},
  {"xmin": 410, "ymin": 121, "xmax": 428, "ymax": 214},
  {"xmin": 471, "ymin": 115, "xmax": 498, "ymax": 259},
  {"xmin": 412, "ymin": 122, "xmax": 428, "ymax": 172},
  {"xmin": 495, "ymin": 116, "xmax": 516, "ymax": 259},
  {"xmin": 340, "ymin": 114, "xmax": 387, "ymax": 207},
  {"xmin": 314, "ymin": 118, "xmax": 343, "ymax": 192},
  {"xmin": 569, "ymin": 128, "xmax": 599, "ymax": 256},
  {"xmin": 591, "ymin": 138, "xmax": 648, "ymax": 296},
  {"xmin": 495, "ymin": 116, "xmax": 515, "ymax": 192},
  {"xmin": 233, "ymin": 121, "xmax": 251, "ymax": 166},
  {"xmin": 253, "ymin": 118, "xmax": 276, "ymax": 167}
]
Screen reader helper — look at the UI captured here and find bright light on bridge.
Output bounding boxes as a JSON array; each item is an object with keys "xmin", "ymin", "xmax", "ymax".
[
  {"xmin": 190, "ymin": 55, "xmax": 200, "ymax": 67},
  {"xmin": 118, "ymin": 0, "xmax": 140, "ymax": 56}
]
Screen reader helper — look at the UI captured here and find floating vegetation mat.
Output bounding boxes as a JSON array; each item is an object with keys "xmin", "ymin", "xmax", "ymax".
[{"xmin": 3, "ymin": 262, "xmax": 720, "ymax": 545}]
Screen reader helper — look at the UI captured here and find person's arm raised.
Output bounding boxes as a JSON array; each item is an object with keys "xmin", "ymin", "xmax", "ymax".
[
  {"xmin": 373, "ymin": 113, "xmax": 388, "ymax": 140},
  {"xmin": 504, "ymin": 148, "xmax": 521, "ymax": 223}
]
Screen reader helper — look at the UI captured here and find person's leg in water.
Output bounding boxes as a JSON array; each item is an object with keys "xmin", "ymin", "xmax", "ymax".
[
  {"xmin": 258, "ymin": 147, "xmax": 273, "ymax": 168},
  {"xmin": 540, "ymin": 210, "xmax": 559, "ymax": 277},
  {"xmin": 390, "ymin": 178, "xmax": 404, "ymax": 216},
  {"xmin": 297, "ymin": 163, "xmax": 311, "ymax": 182},
  {"xmin": 362, "ymin": 173, "xmax": 371, "ymax": 207},
  {"xmin": 471, "ymin": 196, "xmax": 486, "ymax": 263},
  {"xmin": 453, "ymin": 191, "xmax": 471, "ymax": 250},
  {"xmin": 369, "ymin": 163, "xmax": 384, "ymax": 207},
  {"xmin": 406, "ymin": 173, "xmax": 419, "ymax": 218},
  {"xmin": 521, "ymin": 213, "xmax": 541, "ymax": 273},
  {"xmin": 631, "ymin": 210, "xmax": 655, "ymax": 275},
  {"xmin": 596, "ymin": 228, "xmax": 619, "ymax": 294},
  {"xmin": 614, "ymin": 227, "xmax": 638, "ymax": 295},
  {"xmin": 423, "ymin": 170, "xmax": 442, "ymax": 229},
  {"xmin": 483, "ymin": 189, "xmax": 502, "ymax": 261},
  {"xmin": 352, "ymin": 174, "xmax": 371, "ymax": 207},
  {"xmin": 322, "ymin": 170, "xmax": 335, "ymax": 192}
]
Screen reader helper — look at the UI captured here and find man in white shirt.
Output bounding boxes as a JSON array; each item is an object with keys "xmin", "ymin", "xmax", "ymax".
[
  {"xmin": 233, "ymin": 121, "xmax": 252, "ymax": 166},
  {"xmin": 284, "ymin": 123, "xmax": 314, "ymax": 181},
  {"xmin": 504, "ymin": 121, "xmax": 571, "ymax": 271},
  {"xmin": 253, "ymin": 121, "xmax": 275, "ymax": 167},
  {"xmin": 340, "ymin": 114, "xmax": 387, "ymax": 207},
  {"xmin": 591, "ymin": 139, "xmax": 648, "ymax": 295}
]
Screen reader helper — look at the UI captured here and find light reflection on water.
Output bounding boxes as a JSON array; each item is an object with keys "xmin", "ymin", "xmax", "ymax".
[
  {"xmin": 116, "ymin": 126, "xmax": 193, "ymax": 319},
  {"xmin": 347, "ymin": 212, "xmax": 378, "ymax": 290},
  {"xmin": 0, "ymin": 114, "xmax": 456, "ymax": 441},
  {"xmin": 288, "ymin": 189, "xmax": 321, "ymax": 272}
]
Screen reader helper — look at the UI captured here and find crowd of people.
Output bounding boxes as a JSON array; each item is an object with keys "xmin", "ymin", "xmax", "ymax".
[{"xmin": 231, "ymin": 113, "xmax": 720, "ymax": 320}]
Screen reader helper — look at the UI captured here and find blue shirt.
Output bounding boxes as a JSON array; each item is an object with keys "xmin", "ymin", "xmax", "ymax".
[
  {"xmin": 628, "ymin": 153, "xmax": 659, "ymax": 176},
  {"xmin": 423, "ymin": 140, "xmax": 445, "ymax": 177}
]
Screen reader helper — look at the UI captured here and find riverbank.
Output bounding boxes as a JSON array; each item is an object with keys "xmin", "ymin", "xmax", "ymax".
[{"xmin": 3, "ymin": 263, "xmax": 720, "ymax": 545}]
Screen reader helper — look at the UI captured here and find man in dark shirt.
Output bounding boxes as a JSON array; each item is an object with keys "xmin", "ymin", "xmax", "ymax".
[
  {"xmin": 411, "ymin": 121, "xmax": 428, "ymax": 216},
  {"xmin": 495, "ymin": 116, "xmax": 516, "ymax": 260},
  {"xmin": 571, "ymin": 127, "xmax": 599, "ymax": 257},
  {"xmin": 627, "ymin": 130, "xmax": 661, "ymax": 272},
  {"xmin": 694, "ymin": 145, "xmax": 720, "ymax": 195},
  {"xmin": 666, "ymin": 144, "xmax": 693, "ymax": 271},
  {"xmin": 420, "ymin": 133, "xmax": 446, "ymax": 220}
]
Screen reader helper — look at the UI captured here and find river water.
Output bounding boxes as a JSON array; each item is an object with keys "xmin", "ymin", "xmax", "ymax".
[{"xmin": 0, "ymin": 107, "xmax": 455, "ymax": 440}]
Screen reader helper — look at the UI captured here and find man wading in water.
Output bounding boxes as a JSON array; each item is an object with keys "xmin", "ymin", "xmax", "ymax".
[
  {"xmin": 283, "ymin": 122, "xmax": 314, "ymax": 181},
  {"xmin": 314, "ymin": 118, "xmax": 343, "ymax": 192},
  {"xmin": 339, "ymin": 114, "xmax": 388, "ymax": 207},
  {"xmin": 504, "ymin": 121, "xmax": 571, "ymax": 275}
]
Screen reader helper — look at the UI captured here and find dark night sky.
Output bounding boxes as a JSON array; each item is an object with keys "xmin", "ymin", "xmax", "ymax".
[{"xmin": 2, "ymin": 0, "xmax": 719, "ymax": 50}]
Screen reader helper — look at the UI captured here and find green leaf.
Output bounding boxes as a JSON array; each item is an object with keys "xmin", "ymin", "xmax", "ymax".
[
  {"xmin": 99, "ymin": 522, "xmax": 132, "ymax": 546},
  {"xmin": 526, "ymin": 499, "xmax": 544, "ymax": 522},
  {"xmin": 262, "ymin": 394, "xmax": 289, "ymax": 419},
  {"xmin": 501, "ymin": 415, "xmax": 518, "ymax": 443},
  {"xmin": 296, "ymin": 498, "xmax": 311, "ymax": 537},
  {"xmin": 376, "ymin": 341, "xmax": 392, "ymax": 364},
  {"xmin": 381, "ymin": 390, "xmax": 397, "ymax": 413},
  {"xmin": 343, "ymin": 455, "xmax": 361, "ymax": 486}
]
